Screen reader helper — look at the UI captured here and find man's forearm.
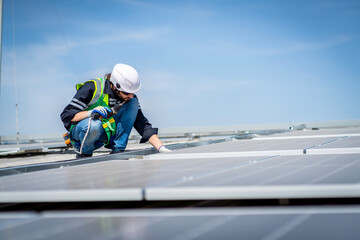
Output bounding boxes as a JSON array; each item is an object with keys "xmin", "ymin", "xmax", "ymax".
[{"xmin": 71, "ymin": 111, "xmax": 90, "ymax": 122}]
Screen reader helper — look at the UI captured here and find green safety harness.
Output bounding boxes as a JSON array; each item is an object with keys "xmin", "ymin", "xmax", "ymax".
[{"xmin": 69, "ymin": 78, "xmax": 117, "ymax": 148}]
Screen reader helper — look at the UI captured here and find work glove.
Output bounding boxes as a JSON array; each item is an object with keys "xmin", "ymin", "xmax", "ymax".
[
  {"xmin": 158, "ymin": 145, "xmax": 172, "ymax": 153},
  {"xmin": 87, "ymin": 106, "xmax": 112, "ymax": 119}
]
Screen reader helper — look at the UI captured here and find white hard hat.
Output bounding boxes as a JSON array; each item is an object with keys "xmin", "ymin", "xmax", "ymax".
[{"xmin": 110, "ymin": 63, "xmax": 141, "ymax": 93}]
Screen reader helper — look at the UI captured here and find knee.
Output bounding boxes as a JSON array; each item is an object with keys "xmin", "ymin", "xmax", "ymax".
[
  {"xmin": 87, "ymin": 119, "xmax": 103, "ymax": 138},
  {"xmin": 89, "ymin": 119, "xmax": 103, "ymax": 131},
  {"xmin": 79, "ymin": 119, "xmax": 102, "ymax": 134}
]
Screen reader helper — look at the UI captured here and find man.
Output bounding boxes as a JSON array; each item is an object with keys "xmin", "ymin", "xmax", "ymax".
[{"xmin": 60, "ymin": 63, "xmax": 171, "ymax": 158}]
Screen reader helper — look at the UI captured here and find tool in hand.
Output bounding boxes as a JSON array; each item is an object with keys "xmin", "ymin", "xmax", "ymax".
[
  {"xmin": 63, "ymin": 103, "xmax": 123, "ymax": 149},
  {"xmin": 80, "ymin": 102, "xmax": 124, "ymax": 154},
  {"xmin": 91, "ymin": 103, "xmax": 123, "ymax": 119}
]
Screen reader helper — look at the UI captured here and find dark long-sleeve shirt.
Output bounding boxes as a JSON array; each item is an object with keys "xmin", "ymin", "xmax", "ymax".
[{"xmin": 60, "ymin": 79, "xmax": 158, "ymax": 143}]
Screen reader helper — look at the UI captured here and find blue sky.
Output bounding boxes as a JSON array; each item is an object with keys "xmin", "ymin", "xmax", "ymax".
[{"xmin": 1, "ymin": 0, "xmax": 359, "ymax": 136}]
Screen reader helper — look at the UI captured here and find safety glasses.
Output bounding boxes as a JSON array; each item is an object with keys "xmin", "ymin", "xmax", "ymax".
[
  {"xmin": 115, "ymin": 83, "xmax": 131, "ymax": 95},
  {"xmin": 120, "ymin": 91, "xmax": 131, "ymax": 95}
]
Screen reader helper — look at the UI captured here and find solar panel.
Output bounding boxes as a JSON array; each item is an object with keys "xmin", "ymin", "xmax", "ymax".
[
  {"xmin": 261, "ymin": 128, "xmax": 360, "ymax": 137},
  {"xmin": 169, "ymin": 137, "xmax": 341, "ymax": 153},
  {"xmin": 1, "ymin": 153, "xmax": 359, "ymax": 202},
  {"xmin": 1, "ymin": 206, "xmax": 360, "ymax": 239},
  {"xmin": 0, "ymin": 128, "xmax": 359, "ymax": 202},
  {"xmin": 314, "ymin": 136, "xmax": 360, "ymax": 148},
  {"xmin": 1, "ymin": 127, "xmax": 360, "ymax": 239}
]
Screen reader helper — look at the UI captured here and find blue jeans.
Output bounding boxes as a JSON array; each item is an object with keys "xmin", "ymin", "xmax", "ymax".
[{"xmin": 70, "ymin": 98, "xmax": 139, "ymax": 154}]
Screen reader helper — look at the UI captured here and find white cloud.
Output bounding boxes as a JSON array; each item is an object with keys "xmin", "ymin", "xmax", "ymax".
[
  {"xmin": 209, "ymin": 35, "xmax": 354, "ymax": 57},
  {"xmin": 114, "ymin": 0, "xmax": 214, "ymax": 19},
  {"xmin": 247, "ymin": 35, "xmax": 353, "ymax": 56},
  {"xmin": 141, "ymin": 69, "xmax": 254, "ymax": 93},
  {"xmin": 69, "ymin": 28, "xmax": 169, "ymax": 47},
  {"xmin": 137, "ymin": 68, "xmax": 256, "ymax": 124},
  {"xmin": 1, "ymin": 38, "xmax": 84, "ymax": 135},
  {"xmin": 0, "ymin": 24, "xmax": 168, "ymax": 136},
  {"xmin": 116, "ymin": 0, "xmax": 166, "ymax": 10}
]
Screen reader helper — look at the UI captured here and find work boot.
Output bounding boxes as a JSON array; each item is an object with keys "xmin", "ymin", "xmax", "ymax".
[
  {"xmin": 110, "ymin": 150, "xmax": 124, "ymax": 154},
  {"xmin": 76, "ymin": 153, "xmax": 93, "ymax": 159}
]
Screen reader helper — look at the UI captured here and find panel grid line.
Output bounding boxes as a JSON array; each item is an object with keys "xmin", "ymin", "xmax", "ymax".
[
  {"xmin": 258, "ymin": 155, "xmax": 340, "ymax": 185},
  {"xmin": 198, "ymin": 155, "xmax": 310, "ymax": 186},
  {"xmin": 308, "ymin": 159, "xmax": 360, "ymax": 184},
  {"xmin": 261, "ymin": 214, "xmax": 311, "ymax": 240},
  {"xmin": 166, "ymin": 156, "xmax": 279, "ymax": 188}
]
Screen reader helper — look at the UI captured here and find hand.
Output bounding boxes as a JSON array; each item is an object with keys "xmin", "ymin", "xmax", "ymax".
[
  {"xmin": 158, "ymin": 145, "xmax": 172, "ymax": 153},
  {"xmin": 88, "ymin": 106, "xmax": 112, "ymax": 119}
]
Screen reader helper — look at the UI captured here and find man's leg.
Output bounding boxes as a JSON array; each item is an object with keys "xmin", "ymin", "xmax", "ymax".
[
  {"xmin": 70, "ymin": 118, "xmax": 108, "ymax": 155},
  {"xmin": 111, "ymin": 98, "xmax": 139, "ymax": 152}
]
